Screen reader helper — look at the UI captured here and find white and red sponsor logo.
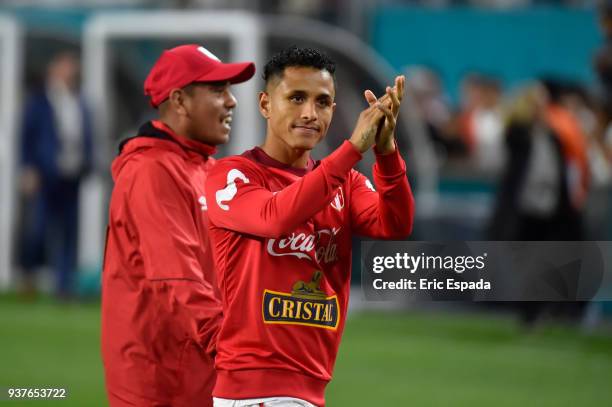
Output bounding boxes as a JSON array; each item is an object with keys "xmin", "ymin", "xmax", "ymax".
[{"xmin": 267, "ymin": 227, "xmax": 340, "ymax": 264}]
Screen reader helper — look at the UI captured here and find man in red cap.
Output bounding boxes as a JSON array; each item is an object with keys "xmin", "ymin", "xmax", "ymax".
[{"xmin": 101, "ymin": 44, "xmax": 255, "ymax": 407}]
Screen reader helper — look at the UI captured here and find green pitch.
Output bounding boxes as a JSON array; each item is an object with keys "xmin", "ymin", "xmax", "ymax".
[{"xmin": 0, "ymin": 296, "xmax": 610, "ymax": 406}]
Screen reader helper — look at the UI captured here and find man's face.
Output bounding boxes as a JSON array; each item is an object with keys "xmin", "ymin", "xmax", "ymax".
[
  {"xmin": 48, "ymin": 52, "xmax": 80, "ymax": 90},
  {"xmin": 182, "ymin": 82, "xmax": 237, "ymax": 145},
  {"xmin": 260, "ymin": 66, "xmax": 336, "ymax": 151}
]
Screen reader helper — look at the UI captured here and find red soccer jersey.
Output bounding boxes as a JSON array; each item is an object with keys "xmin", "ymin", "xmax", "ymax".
[{"xmin": 205, "ymin": 141, "xmax": 414, "ymax": 406}]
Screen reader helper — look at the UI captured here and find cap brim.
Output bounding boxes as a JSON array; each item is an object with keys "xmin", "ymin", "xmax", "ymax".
[{"xmin": 196, "ymin": 61, "xmax": 256, "ymax": 84}]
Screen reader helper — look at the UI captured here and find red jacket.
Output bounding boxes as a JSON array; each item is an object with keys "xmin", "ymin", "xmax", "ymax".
[
  {"xmin": 101, "ymin": 120, "xmax": 222, "ymax": 407},
  {"xmin": 204, "ymin": 141, "xmax": 414, "ymax": 406}
]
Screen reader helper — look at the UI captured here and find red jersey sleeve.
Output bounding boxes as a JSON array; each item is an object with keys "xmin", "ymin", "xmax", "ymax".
[
  {"xmin": 205, "ymin": 141, "xmax": 362, "ymax": 238},
  {"xmin": 119, "ymin": 159, "xmax": 221, "ymax": 353},
  {"xmin": 349, "ymin": 147, "xmax": 414, "ymax": 238}
]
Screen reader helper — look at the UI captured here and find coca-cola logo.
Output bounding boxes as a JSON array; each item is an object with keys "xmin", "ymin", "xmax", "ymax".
[
  {"xmin": 315, "ymin": 229, "xmax": 339, "ymax": 264},
  {"xmin": 267, "ymin": 227, "xmax": 341, "ymax": 264}
]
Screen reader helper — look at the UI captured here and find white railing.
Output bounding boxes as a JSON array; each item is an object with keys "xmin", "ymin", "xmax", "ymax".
[{"xmin": 0, "ymin": 15, "xmax": 22, "ymax": 291}]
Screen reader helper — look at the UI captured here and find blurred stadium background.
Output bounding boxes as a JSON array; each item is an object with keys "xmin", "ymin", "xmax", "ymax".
[{"xmin": 0, "ymin": 0, "xmax": 611, "ymax": 405}]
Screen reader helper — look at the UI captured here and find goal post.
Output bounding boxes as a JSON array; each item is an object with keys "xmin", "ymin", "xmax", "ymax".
[{"xmin": 0, "ymin": 15, "xmax": 22, "ymax": 291}]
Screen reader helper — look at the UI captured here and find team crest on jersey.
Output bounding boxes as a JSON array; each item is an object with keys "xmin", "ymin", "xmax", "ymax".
[
  {"xmin": 262, "ymin": 271, "xmax": 339, "ymax": 330},
  {"xmin": 330, "ymin": 187, "xmax": 344, "ymax": 211}
]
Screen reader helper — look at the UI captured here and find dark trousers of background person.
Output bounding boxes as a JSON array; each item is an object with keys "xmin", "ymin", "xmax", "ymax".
[
  {"xmin": 19, "ymin": 177, "xmax": 79, "ymax": 298},
  {"xmin": 515, "ymin": 213, "xmax": 586, "ymax": 327}
]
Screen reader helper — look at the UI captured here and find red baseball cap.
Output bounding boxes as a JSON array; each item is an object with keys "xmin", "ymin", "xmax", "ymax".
[{"xmin": 144, "ymin": 44, "xmax": 255, "ymax": 108}]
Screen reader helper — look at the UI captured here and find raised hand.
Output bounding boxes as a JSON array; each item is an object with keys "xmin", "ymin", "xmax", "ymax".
[
  {"xmin": 348, "ymin": 101, "xmax": 386, "ymax": 153},
  {"xmin": 364, "ymin": 75, "xmax": 405, "ymax": 154}
]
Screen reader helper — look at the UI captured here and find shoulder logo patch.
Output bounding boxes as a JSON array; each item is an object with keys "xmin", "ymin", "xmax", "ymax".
[
  {"xmin": 216, "ymin": 168, "xmax": 249, "ymax": 211},
  {"xmin": 330, "ymin": 187, "xmax": 344, "ymax": 211}
]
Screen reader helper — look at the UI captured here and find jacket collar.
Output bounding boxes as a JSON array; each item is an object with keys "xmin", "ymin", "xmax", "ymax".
[
  {"xmin": 118, "ymin": 120, "xmax": 217, "ymax": 157},
  {"xmin": 150, "ymin": 120, "xmax": 217, "ymax": 157}
]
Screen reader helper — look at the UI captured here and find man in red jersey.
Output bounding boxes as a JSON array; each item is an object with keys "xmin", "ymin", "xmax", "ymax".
[
  {"xmin": 205, "ymin": 46, "xmax": 414, "ymax": 407},
  {"xmin": 101, "ymin": 44, "xmax": 254, "ymax": 407}
]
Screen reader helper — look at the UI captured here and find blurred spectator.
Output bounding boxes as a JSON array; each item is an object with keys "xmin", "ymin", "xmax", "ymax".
[
  {"xmin": 488, "ymin": 81, "xmax": 589, "ymax": 241},
  {"xmin": 261, "ymin": 0, "xmax": 339, "ymax": 23},
  {"xmin": 456, "ymin": 73, "xmax": 505, "ymax": 172},
  {"xmin": 18, "ymin": 51, "xmax": 92, "ymax": 299},
  {"xmin": 560, "ymin": 84, "xmax": 598, "ymax": 139},
  {"xmin": 560, "ymin": 84, "xmax": 611, "ymax": 238},
  {"xmin": 542, "ymin": 79, "xmax": 591, "ymax": 213},
  {"xmin": 595, "ymin": 0, "xmax": 612, "ymax": 122},
  {"xmin": 595, "ymin": 1, "xmax": 612, "ymax": 241},
  {"xmin": 404, "ymin": 66, "xmax": 465, "ymax": 159},
  {"xmin": 488, "ymin": 82, "xmax": 591, "ymax": 327},
  {"xmin": 468, "ymin": 0, "xmax": 530, "ymax": 8}
]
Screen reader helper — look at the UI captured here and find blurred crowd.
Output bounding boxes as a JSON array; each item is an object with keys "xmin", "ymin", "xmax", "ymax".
[
  {"xmin": 402, "ymin": 3, "xmax": 612, "ymax": 246},
  {"xmin": 402, "ymin": 58, "xmax": 612, "ymax": 325},
  {"xmin": 405, "ymin": 67, "xmax": 609, "ymax": 233}
]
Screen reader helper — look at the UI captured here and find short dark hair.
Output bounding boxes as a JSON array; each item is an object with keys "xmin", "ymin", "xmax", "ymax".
[{"xmin": 263, "ymin": 46, "xmax": 336, "ymax": 86}]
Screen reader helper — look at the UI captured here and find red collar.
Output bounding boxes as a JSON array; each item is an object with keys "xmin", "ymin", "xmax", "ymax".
[
  {"xmin": 151, "ymin": 120, "xmax": 217, "ymax": 157},
  {"xmin": 247, "ymin": 146, "xmax": 316, "ymax": 177}
]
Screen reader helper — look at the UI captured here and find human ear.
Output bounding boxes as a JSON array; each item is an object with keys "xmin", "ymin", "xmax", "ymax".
[
  {"xmin": 258, "ymin": 91, "xmax": 270, "ymax": 119},
  {"xmin": 169, "ymin": 88, "xmax": 188, "ymax": 116}
]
